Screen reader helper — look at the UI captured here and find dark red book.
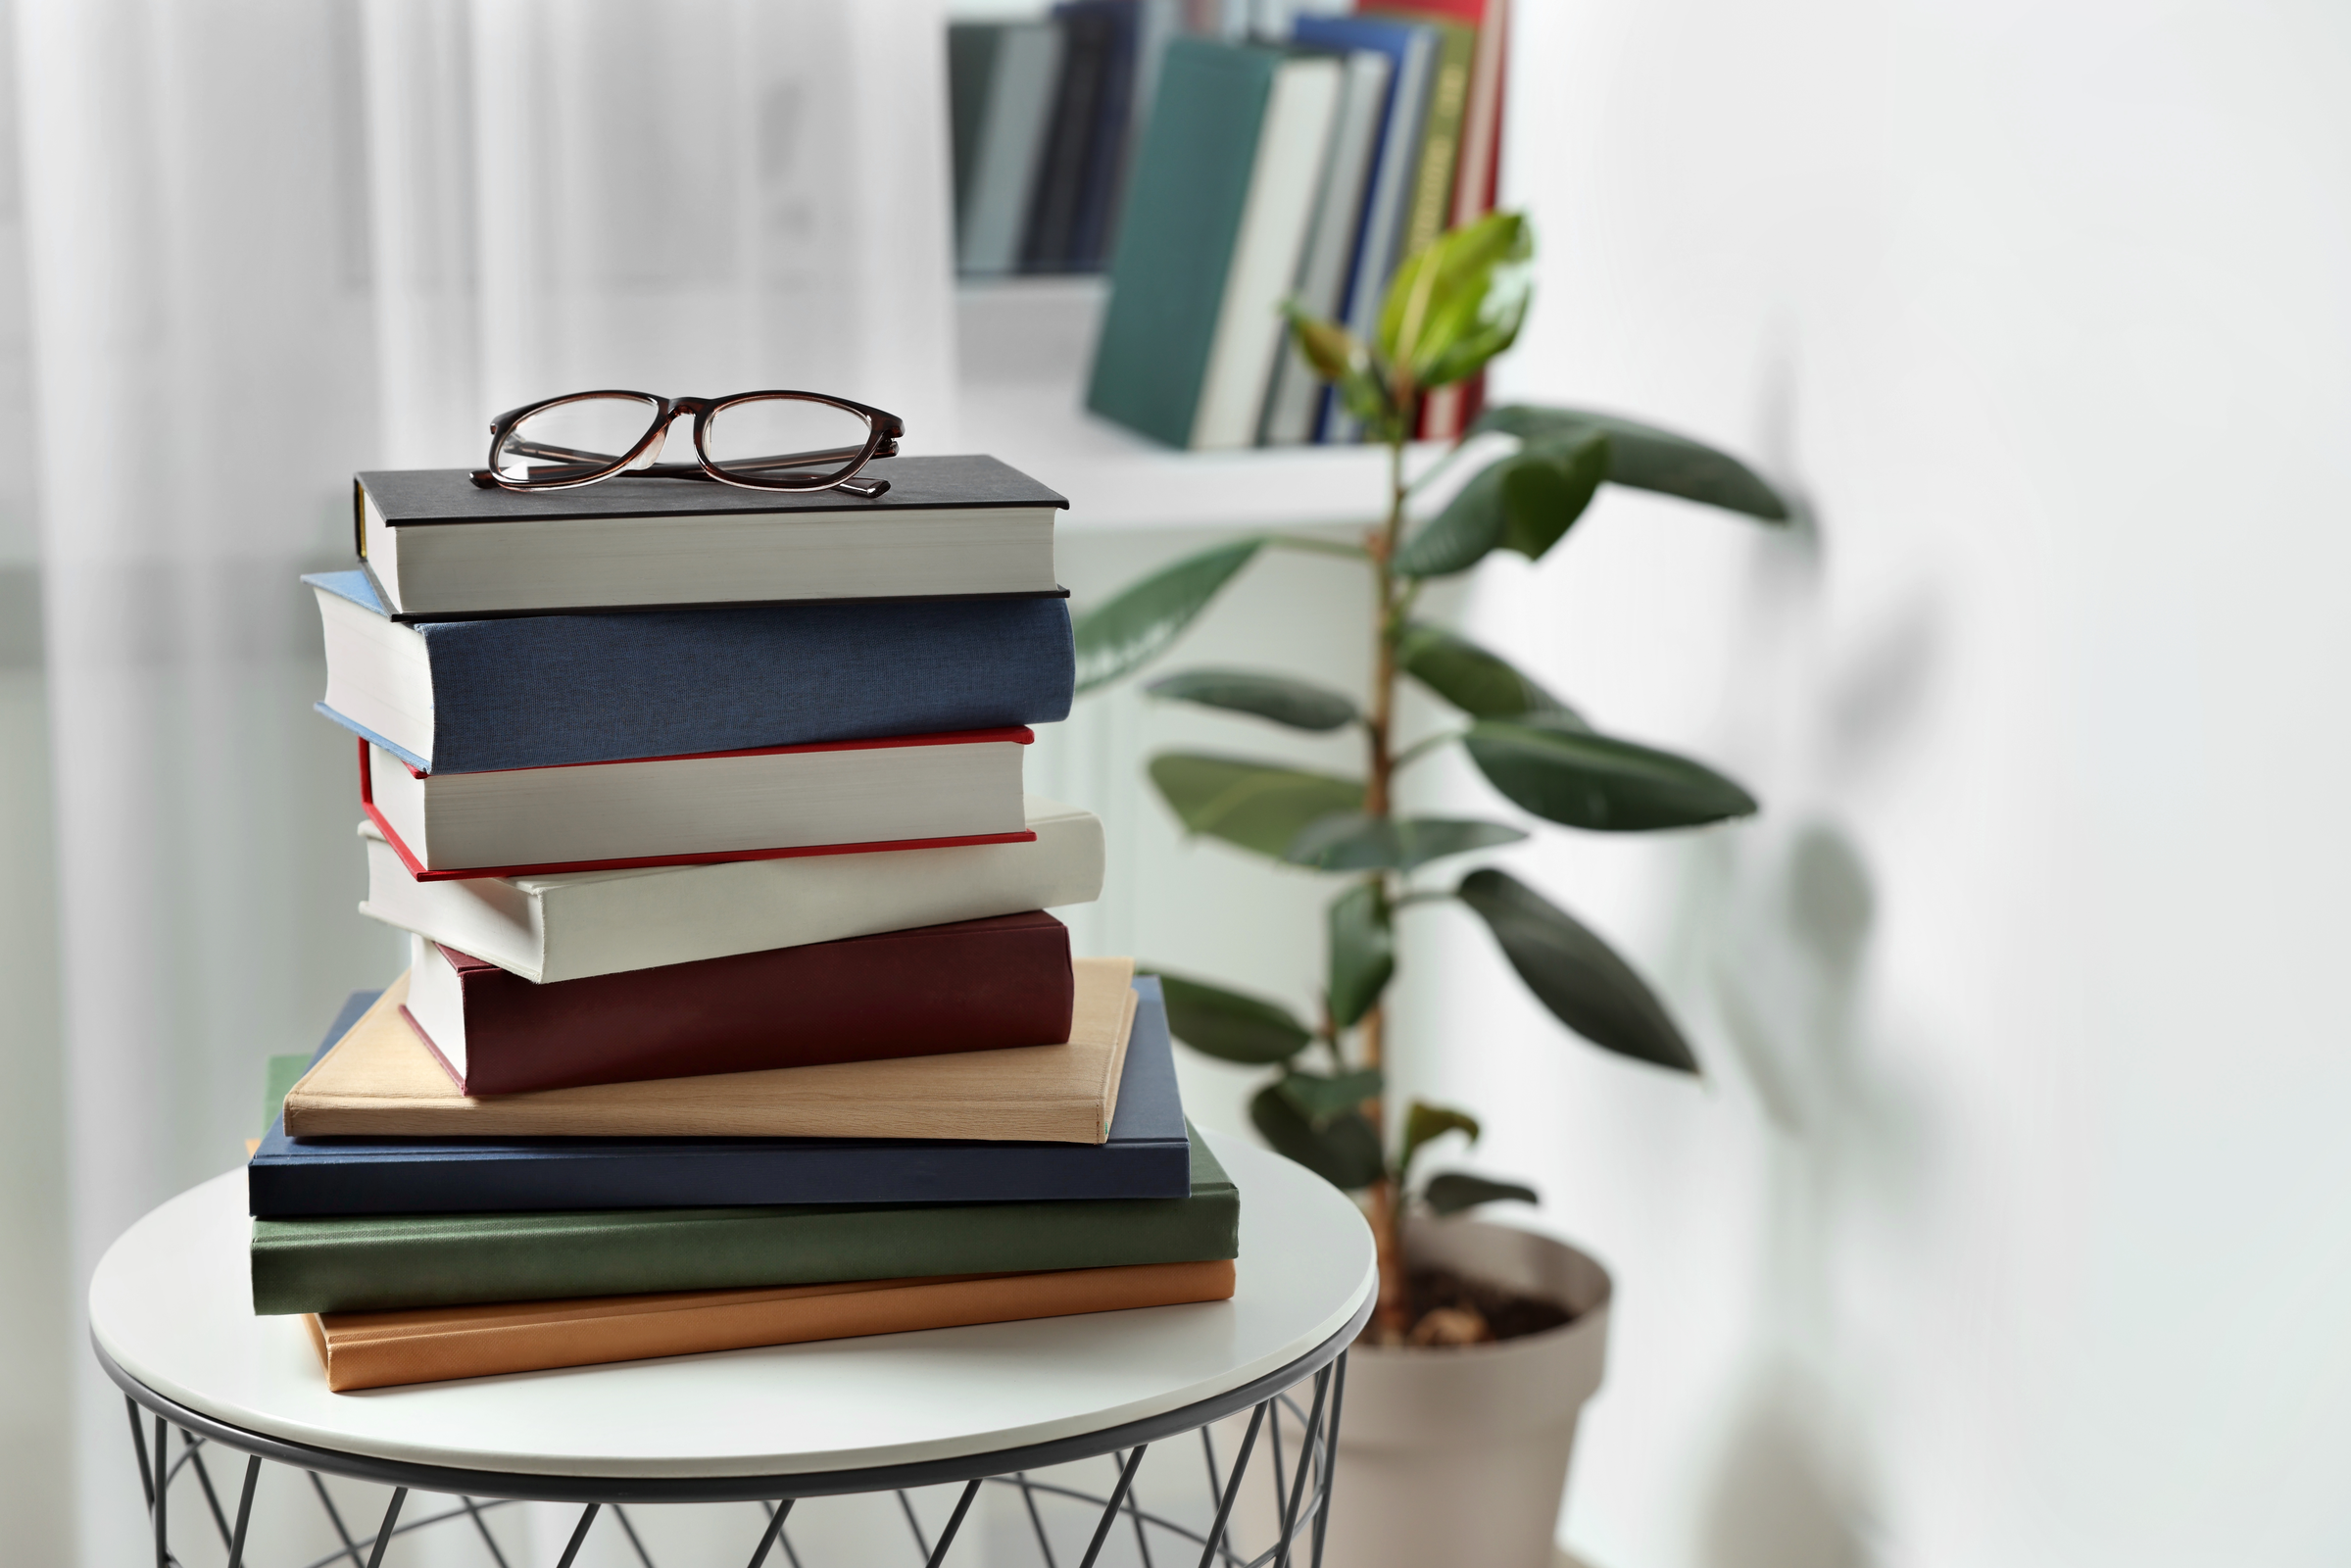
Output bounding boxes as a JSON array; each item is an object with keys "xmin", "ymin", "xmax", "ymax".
[{"xmin": 398, "ymin": 912, "xmax": 1075, "ymax": 1096}]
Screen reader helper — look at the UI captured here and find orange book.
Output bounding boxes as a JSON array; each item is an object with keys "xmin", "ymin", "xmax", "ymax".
[{"xmin": 307, "ymin": 1259, "xmax": 1238, "ymax": 1392}]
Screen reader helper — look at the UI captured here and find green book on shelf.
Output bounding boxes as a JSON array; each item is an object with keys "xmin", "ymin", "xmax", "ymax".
[
  {"xmin": 1371, "ymin": 10, "xmax": 1474, "ymax": 273},
  {"xmin": 1084, "ymin": 38, "xmax": 1277, "ymax": 448},
  {"xmin": 251, "ymin": 1132, "xmax": 1239, "ymax": 1316}
]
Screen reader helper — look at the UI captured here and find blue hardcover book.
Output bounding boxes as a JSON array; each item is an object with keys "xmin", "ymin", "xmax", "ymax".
[
  {"xmin": 305, "ymin": 569, "xmax": 1076, "ymax": 774},
  {"xmin": 248, "ymin": 978, "xmax": 1192, "ymax": 1217}
]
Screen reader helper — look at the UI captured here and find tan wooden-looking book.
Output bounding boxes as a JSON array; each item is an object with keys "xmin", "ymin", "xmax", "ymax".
[
  {"xmin": 306, "ymin": 1258, "xmax": 1237, "ymax": 1392},
  {"xmin": 284, "ymin": 958, "xmax": 1137, "ymax": 1143}
]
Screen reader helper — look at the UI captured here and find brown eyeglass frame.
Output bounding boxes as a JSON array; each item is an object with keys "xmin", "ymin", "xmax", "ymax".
[{"xmin": 469, "ymin": 389, "xmax": 905, "ymax": 499}]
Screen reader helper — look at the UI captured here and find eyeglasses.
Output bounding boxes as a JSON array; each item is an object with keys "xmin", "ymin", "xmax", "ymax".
[{"xmin": 470, "ymin": 390, "xmax": 905, "ymax": 499}]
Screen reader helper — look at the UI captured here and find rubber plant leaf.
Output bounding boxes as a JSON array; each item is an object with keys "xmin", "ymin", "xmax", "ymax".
[
  {"xmin": 1147, "ymin": 668, "xmax": 1359, "ymax": 732},
  {"xmin": 1072, "ymin": 538, "xmax": 1266, "ymax": 692},
  {"xmin": 1149, "ymin": 754, "xmax": 1366, "ymax": 860},
  {"xmin": 1325, "ymin": 880, "xmax": 1395, "ymax": 1028},
  {"xmin": 1152, "ymin": 972, "xmax": 1313, "ymax": 1064},
  {"xmin": 1251, "ymin": 1085, "xmax": 1386, "ymax": 1190},
  {"xmin": 1396, "ymin": 1100, "xmax": 1480, "ymax": 1187},
  {"xmin": 1463, "ymin": 721, "xmax": 1757, "ymax": 832},
  {"xmin": 1474, "ymin": 405, "xmax": 1790, "ymax": 521},
  {"xmin": 1423, "ymin": 1172, "xmax": 1541, "ymax": 1215},
  {"xmin": 1396, "ymin": 622, "xmax": 1586, "ymax": 726},
  {"xmin": 1392, "ymin": 431, "xmax": 1604, "ymax": 578},
  {"xmin": 1287, "ymin": 813, "xmax": 1527, "ymax": 873},
  {"xmin": 1455, "ymin": 867, "xmax": 1699, "ymax": 1072},
  {"xmin": 1274, "ymin": 1067, "xmax": 1386, "ymax": 1127},
  {"xmin": 1378, "ymin": 213, "xmax": 1531, "ymax": 391}
]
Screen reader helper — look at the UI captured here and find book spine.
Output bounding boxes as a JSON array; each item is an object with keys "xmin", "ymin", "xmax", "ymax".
[
  {"xmin": 445, "ymin": 913, "xmax": 1075, "ymax": 1096},
  {"xmin": 314, "ymin": 1260, "xmax": 1238, "ymax": 1391},
  {"xmin": 416, "ymin": 596, "xmax": 1075, "ymax": 775},
  {"xmin": 253, "ymin": 1186, "xmax": 1242, "ymax": 1315}
]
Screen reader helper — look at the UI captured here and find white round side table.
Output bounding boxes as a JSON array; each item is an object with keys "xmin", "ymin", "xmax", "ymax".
[{"xmin": 91, "ymin": 1129, "xmax": 1376, "ymax": 1568}]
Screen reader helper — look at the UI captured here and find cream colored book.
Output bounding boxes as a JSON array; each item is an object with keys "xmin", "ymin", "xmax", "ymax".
[{"xmin": 284, "ymin": 957, "xmax": 1136, "ymax": 1143}]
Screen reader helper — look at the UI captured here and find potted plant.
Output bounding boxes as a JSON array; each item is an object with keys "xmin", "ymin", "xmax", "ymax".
[{"xmin": 1070, "ymin": 214, "xmax": 1788, "ymax": 1566}]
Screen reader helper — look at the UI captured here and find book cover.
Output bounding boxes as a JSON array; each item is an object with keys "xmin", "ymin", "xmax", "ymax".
[
  {"xmin": 957, "ymin": 24, "xmax": 1066, "ymax": 275},
  {"xmin": 307, "ymin": 569, "xmax": 1076, "ymax": 776},
  {"xmin": 253, "ymin": 1122, "xmax": 1239, "ymax": 1315},
  {"xmin": 307, "ymin": 1258, "xmax": 1238, "ymax": 1391},
  {"xmin": 282, "ymin": 959, "xmax": 1137, "ymax": 1143},
  {"xmin": 1060, "ymin": 0, "xmax": 1145, "ymax": 271},
  {"xmin": 248, "ymin": 978, "xmax": 1191, "ymax": 1218},
  {"xmin": 407, "ymin": 910, "xmax": 1074, "ymax": 1096},
  {"xmin": 354, "ymin": 796, "xmax": 1104, "ymax": 985},
  {"xmin": 1021, "ymin": 3, "xmax": 1118, "ymax": 271},
  {"xmin": 1085, "ymin": 39, "xmax": 1278, "ymax": 447}
]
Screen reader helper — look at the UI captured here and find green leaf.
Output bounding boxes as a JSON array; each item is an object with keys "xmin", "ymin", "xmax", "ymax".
[
  {"xmin": 1423, "ymin": 1172, "xmax": 1540, "ymax": 1215},
  {"xmin": 1396, "ymin": 622, "xmax": 1585, "ymax": 725},
  {"xmin": 1325, "ymin": 880, "xmax": 1395, "ymax": 1028},
  {"xmin": 1150, "ymin": 754, "xmax": 1365, "ymax": 860},
  {"xmin": 1464, "ymin": 721, "xmax": 1758, "ymax": 832},
  {"xmin": 1285, "ymin": 306, "xmax": 1358, "ymax": 383},
  {"xmin": 1072, "ymin": 539, "xmax": 1265, "ymax": 692},
  {"xmin": 1289, "ymin": 814, "xmax": 1528, "ymax": 873},
  {"xmin": 1251, "ymin": 1086, "xmax": 1385, "ymax": 1190},
  {"xmin": 1392, "ymin": 432, "xmax": 1607, "ymax": 578},
  {"xmin": 1379, "ymin": 213, "xmax": 1533, "ymax": 391},
  {"xmin": 1275, "ymin": 1067, "xmax": 1386, "ymax": 1126},
  {"xmin": 1475, "ymin": 406, "xmax": 1790, "ymax": 521},
  {"xmin": 1456, "ymin": 867, "xmax": 1699, "ymax": 1072},
  {"xmin": 1147, "ymin": 668, "xmax": 1358, "ymax": 732},
  {"xmin": 1396, "ymin": 1100, "xmax": 1480, "ymax": 1186},
  {"xmin": 1153, "ymin": 973, "xmax": 1312, "ymax": 1064}
]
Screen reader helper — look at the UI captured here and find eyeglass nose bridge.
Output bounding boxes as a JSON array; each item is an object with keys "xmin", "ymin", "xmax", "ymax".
[{"xmin": 634, "ymin": 397, "xmax": 717, "ymax": 467}]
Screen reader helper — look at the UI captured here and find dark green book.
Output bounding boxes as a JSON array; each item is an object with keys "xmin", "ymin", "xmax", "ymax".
[
  {"xmin": 1084, "ymin": 38, "xmax": 1278, "ymax": 447},
  {"xmin": 252, "ymin": 1134, "xmax": 1237, "ymax": 1316}
]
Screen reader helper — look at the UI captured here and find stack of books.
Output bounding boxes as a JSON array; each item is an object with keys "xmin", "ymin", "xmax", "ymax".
[
  {"xmin": 1083, "ymin": 0, "xmax": 1507, "ymax": 450},
  {"xmin": 249, "ymin": 455, "xmax": 1238, "ymax": 1393}
]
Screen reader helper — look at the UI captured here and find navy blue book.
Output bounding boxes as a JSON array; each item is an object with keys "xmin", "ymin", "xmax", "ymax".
[
  {"xmin": 305, "ymin": 569, "xmax": 1075, "ymax": 774},
  {"xmin": 248, "ymin": 978, "xmax": 1192, "ymax": 1218}
]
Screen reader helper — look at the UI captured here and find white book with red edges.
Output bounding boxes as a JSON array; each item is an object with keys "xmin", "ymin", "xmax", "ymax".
[
  {"xmin": 360, "ymin": 728, "xmax": 1033, "ymax": 881},
  {"xmin": 358, "ymin": 795, "xmax": 1102, "ymax": 982}
]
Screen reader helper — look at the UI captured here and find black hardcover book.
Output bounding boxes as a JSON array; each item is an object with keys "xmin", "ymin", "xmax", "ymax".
[
  {"xmin": 1063, "ymin": 0, "xmax": 1143, "ymax": 271},
  {"xmin": 1020, "ymin": 7, "xmax": 1113, "ymax": 271}
]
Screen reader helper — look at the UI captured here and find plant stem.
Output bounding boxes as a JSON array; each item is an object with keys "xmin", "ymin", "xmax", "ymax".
[{"xmin": 1361, "ymin": 419, "xmax": 1414, "ymax": 1341}]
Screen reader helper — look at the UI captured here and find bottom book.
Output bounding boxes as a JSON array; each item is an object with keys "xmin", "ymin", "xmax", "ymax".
[{"xmin": 307, "ymin": 1258, "xmax": 1238, "ymax": 1392}]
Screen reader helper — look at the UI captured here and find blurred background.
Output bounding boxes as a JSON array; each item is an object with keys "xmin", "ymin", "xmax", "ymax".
[{"xmin": 4, "ymin": 0, "xmax": 2351, "ymax": 1564}]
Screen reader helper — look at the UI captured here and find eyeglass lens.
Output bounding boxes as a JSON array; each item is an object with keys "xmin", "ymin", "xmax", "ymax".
[
  {"xmin": 701, "ymin": 395, "xmax": 875, "ymax": 485},
  {"xmin": 492, "ymin": 394, "xmax": 663, "ymax": 484}
]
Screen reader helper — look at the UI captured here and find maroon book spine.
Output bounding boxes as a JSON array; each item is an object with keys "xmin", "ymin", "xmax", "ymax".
[{"xmin": 410, "ymin": 912, "xmax": 1074, "ymax": 1096}]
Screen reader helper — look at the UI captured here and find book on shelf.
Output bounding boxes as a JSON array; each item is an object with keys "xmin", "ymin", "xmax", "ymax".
[
  {"xmin": 1293, "ymin": 13, "xmax": 1440, "ymax": 445},
  {"xmin": 953, "ymin": 22, "xmax": 1066, "ymax": 275},
  {"xmin": 402, "ymin": 911, "xmax": 1074, "ymax": 1097},
  {"xmin": 1258, "ymin": 44, "xmax": 1394, "ymax": 445},
  {"xmin": 360, "ymin": 728, "xmax": 1033, "ymax": 881},
  {"xmin": 1086, "ymin": 39, "xmax": 1343, "ymax": 449},
  {"xmin": 305, "ymin": 1258, "xmax": 1237, "ymax": 1392},
  {"xmin": 252, "ymin": 1130, "xmax": 1239, "ymax": 1315},
  {"xmin": 281, "ymin": 959, "xmax": 1138, "ymax": 1143},
  {"xmin": 306, "ymin": 569, "xmax": 1075, "ymax": 776},
  {"xmin": 355, "ymin": 455, "xmax": 1065, "ymax": 621},
  {"xmin": 248, "ymin": 979, "xmax": 1193, "ymax": 1217},
  {"xmin": 1022, "ymin": 2, "xmax": 1138, "ymax": 273},
  {"xmin": 355, "ymin": 798, "xmax": 1103, "ymax": 985}
]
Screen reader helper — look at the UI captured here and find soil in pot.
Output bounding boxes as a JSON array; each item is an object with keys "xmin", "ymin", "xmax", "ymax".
[{"xmin": 1368, "ymin": 1265, "xmax": 1579, "ymax": 1348}]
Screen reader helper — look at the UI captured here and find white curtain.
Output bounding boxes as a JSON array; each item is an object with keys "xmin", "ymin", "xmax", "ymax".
[{"xmin": 4, "ymin": 2, "xmax": 953, "ymax": 1559}]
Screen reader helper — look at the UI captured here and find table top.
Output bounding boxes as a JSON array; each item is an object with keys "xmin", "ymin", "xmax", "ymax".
[{"xmin": 90, "ymin": 1129, "xmax": 1374, "ymax": 1482}]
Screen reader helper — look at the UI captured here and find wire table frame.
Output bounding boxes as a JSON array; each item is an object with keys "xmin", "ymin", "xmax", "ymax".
[{"xmin": 100, "ymin": 1296, "xmax": 1365, "ymax": 1568}]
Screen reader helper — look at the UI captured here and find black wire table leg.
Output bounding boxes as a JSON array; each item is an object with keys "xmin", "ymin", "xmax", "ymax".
[
  {"xmin": 226, "ymin": 1454, "xmax": 261, "ymax": 1568},
  {"xmin": 554, "ymin": 1502, "xmax": 601, "ymax": 1568},
  {"xmin": 362, "ymin": 1486, "xmax": 408, "ymax": 1568},
  {"xmin": 1308, "ymin": 1351, "xmax": 1347, "ymax": 1568},
  {"xmin": 746, "ymin": 1496, "xmax": 796, "ymax": 1568},
  {"xmin": 152, "ymin": 1415, "xmax": 168, "ymax": 1568},
  {"xmin": 1272, "ymin": 1367, "xmax": 1333, "ymax": 1568},
  {"xmin": 923, "ymin": 1478, "xmax": 984, "ymax": 1568},
  {"xmin": 1197, "ymin": 1401, "xmax": 1266, "ymax": 1568},
  {"xmin": 1076, "ymin": 1445, "xmax": 1148, "ymax": 1568},
  {"xmin": 127, "ymin": 1397, "xmax": 155, "ymax": 1512}
]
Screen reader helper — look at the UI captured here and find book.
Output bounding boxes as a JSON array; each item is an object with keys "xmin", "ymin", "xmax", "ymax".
[
  {"xmin": 1402, "ymin": 0, "xmax": 1507, "ymax": 441},
  {"xmin": 247, "ymin": 979, "xmax": 1192, "ymax": 1218},
  {"xmin": 305, "ymin": 1259, "xmax": 1238, "ymax": 1392},
  {"xmin": 1060, "ymin": 1, "xmax": 1145, "ymax": 272},
  {"xmin": 306, "ymin": 569, "xmax": 1075, "ymax": 776},
  {"xmin": 955, "ymin": 23, "xmax": 1066, "ymax": 276},
  {"xmin": 1291, "ymin": 15, "xmax": 1438, "ymax": 444},
  {"xmin": 252, "ymin": 1130, "xmax": 1239, "ymax": 1315},
  {"xmin": 1375, "ymin": 12, "xmax": 1473, "ymax": 292},
  {"xmin": 1086, "ymin": 41, "xmax": 1338, "ymax": 449},
  {"xmin": 355, "ymin": 797, "xmax": 1103, "ymax": 985},
  {"xmin": 282, "ymin": 959, "xmax": 1137, "ymax": 1142},
  {"xmin": 1019, "ymin": 5, "xmax": 1113, "ymax": 272},
  {"xmin": 361, "ymin": 729, "xmax": 1032, "ymax": 881},
  {"xmin": 402, "ymin": 911, "xmax": 1074, "ymax": 1096},
  {"xmin": 1258, "ymin": 47, "xmax": 1393, "ymax": 445},
  {"xmin": 354, "ymin": 456, "xmax": 1066, "ymax": 621}
]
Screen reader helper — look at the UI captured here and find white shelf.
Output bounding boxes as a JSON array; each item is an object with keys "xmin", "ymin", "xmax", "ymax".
[{"xmin": 954, "ymin": 277, "xmax": 1432, "ymax": 534}]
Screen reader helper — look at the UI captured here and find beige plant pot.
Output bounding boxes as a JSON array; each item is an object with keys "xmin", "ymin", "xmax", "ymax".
[{"xmin": 1323, "ymin": 1218, "xmax": 1613, "ymax": 1568}]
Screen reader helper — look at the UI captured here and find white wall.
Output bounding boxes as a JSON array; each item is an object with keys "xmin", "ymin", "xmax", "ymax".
[{"xmin": 1364, "ymin": 2, "xmax": 2351, "ymax": 1565}]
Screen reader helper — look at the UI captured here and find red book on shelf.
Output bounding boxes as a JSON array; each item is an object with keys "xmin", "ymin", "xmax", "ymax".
[
  {"xmin": 400, "ymin": 911, "xmax": 1076, "ymax": 1096},
  {"xmin": 358, "ymin": 729, "xmax": 1036, "ymax": 882}
]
